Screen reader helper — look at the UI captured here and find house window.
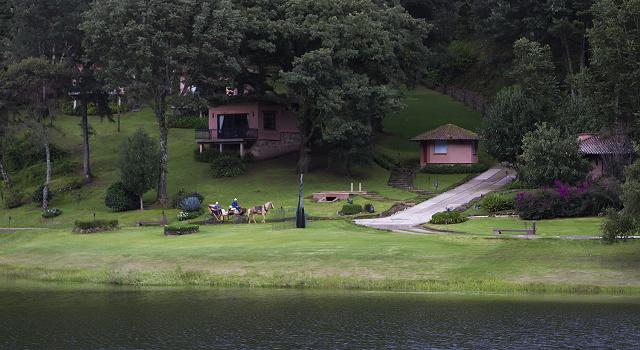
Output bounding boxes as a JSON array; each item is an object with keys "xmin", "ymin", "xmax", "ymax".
[
  {"xmin": 434, "ymin": 141, "xmax": 448, "ymax": 154},
  {"xmin": 472, "ymin": 141, "xmax": 478, "ymax": 155},
  {"xmin": 263, "ymin": 111, "xmax": 277, "ymax": 130}
]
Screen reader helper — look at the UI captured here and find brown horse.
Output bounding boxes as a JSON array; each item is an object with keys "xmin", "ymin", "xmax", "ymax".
[{"xmin": 247, "ymin": 201, "xmax": 274, "ymax": 224}]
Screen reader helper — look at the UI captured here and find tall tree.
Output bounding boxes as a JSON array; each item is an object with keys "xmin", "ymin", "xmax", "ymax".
[
  {"xmin": 119, "ymin": 129, "xmax": 160, "ymax": 211},
  {"xmin": 482, "ymin": 85, "xmax": 545, "ymax": 163},
  {"xmin": 82, "ymin": 0, "xmax": 244, "ymax": 207},
  {"xmin": 0, "ymin": 57, "xmax": 65, "ymax": 210},
  {"xmin": 244, "ymin": 0, "xmax": 429, "ymax": 172},
  {"xmin": 70, "ymin": 64, "xmax": 113, "ymax": 183},
  {"xmin": 587, "ymin": 0, "xmax": 640, "ymax": 125},
  {"xmin": 509, "ymin": 38, "xmax": 559, "ymax": 106},
  {"xmin": 5, "ymin": 0, "xmax": 89, "ymax": 63}
]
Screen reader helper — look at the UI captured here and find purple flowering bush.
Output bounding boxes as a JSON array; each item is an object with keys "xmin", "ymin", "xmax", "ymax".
[{"xmin": 515, "ymin": 179, "xmax": 622, "ymax": 220}]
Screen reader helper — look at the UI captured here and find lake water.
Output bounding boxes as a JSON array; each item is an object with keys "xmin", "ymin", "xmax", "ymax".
[{"xmin": 1, "ymin": 280, "xmax": 639, "ymax": 349}]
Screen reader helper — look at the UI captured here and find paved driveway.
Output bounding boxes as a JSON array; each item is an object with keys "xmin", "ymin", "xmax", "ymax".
[{"xmin": 354, "ymin": 167, "xmax": 515, "ymax": 232}]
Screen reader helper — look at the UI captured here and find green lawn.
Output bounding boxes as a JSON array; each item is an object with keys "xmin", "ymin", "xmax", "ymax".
[
  {"xmin": 0, "ymin": 220, "xmax": 638, "ymax": 294},
  {"xmin": 377, "ymin": 87, "xmax": 485, "ymax": 160},
  {"xmin": 427, "ymin": 217, "xmax": 605, "ymax": 237}
]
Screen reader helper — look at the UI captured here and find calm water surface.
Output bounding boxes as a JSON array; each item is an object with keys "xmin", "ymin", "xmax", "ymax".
[{"xmin": 1, "ymin": 279, "xmax": 639, "ymax": 349}]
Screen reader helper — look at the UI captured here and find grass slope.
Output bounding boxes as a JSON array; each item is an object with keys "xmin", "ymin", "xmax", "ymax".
[
  {"xmin": 0, "ymin": 221, "xmax": 638, "ymax": 294},
  {"xmin": 377, "ymin": 87, "xmax": 484, "ymax": 160}
]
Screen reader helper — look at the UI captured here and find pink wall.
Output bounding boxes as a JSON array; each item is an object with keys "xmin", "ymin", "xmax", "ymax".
[
  {"xmin": 587, "ymin": 155, "xmax": 604, "ymax": 178},
  {"xmin": 420, "ymin": 141, "xmax": 478, "ymax": 166},
  {"xmin": 208, "ymin": 102, "xmax": 298, "ymax": 141}
]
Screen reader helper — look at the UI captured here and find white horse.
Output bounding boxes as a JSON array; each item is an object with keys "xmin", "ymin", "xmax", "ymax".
[{"xmin": 247, "ymin": 202, "xmax": 274, "ymax": 224}]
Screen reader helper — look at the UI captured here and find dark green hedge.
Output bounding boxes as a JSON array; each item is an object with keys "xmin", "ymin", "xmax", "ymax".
[
  {"xmin": 74, "ymin": 219, "xmax": 119, "ymax": 233},
  {"xmin": 164, "ymin": 224, "xmax": 199, "ymax": 235},
  {"xmin": 420, "ymin": 163, "xmax": 490, "ymax": 174},
  {"xmin": 340, "ymin": 203, "xmax": 363, "ymax": 215},
  {"xmin": 167, "ymin": 115, "xmax": 208, "ymax": 129},
  {"xmin": 429, "ymin": 211, "xmax": 468, "ymax": 224}
]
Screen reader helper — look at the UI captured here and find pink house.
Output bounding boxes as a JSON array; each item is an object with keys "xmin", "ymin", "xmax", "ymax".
[
  {"xmin": 196, "ymin": 100, "xmax": 301, "ymax": 160},
  {"xmin": 411, "ymin": 124, "xmax": 479, "ymax": 167},
  {"xmin": 578, "ymin": 133, "xmax": 633, "ymax": 178}
]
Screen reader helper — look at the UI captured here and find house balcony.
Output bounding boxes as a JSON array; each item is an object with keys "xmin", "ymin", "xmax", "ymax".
[{"xmin": 195, "ymin": 128, "xmax": 258, "ymax": 143}]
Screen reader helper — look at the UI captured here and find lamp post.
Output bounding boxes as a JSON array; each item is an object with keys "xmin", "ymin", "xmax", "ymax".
[{"xmin": 296, "ymin": 174, "xmax": 306, "ymax": 228}]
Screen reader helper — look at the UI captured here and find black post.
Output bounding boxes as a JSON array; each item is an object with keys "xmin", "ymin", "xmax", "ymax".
[{"xmin": 296, "ymin": 174, "xmax": 306, "ymax": 228}]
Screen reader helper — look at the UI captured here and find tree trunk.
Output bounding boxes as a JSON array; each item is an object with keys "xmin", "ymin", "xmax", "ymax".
[
  {"xmin": 139, "ymin": 195, "xmax": 144, "ymax": 211},
  {"xmin": 81, "ymin": 95, "xmax": 92, "ymax": 183},
  {"xmin": 297, "ymin": 138, "xmax": 311, "ymax": 174},
  {"xmin": 0, "ymin": 159, "xmax": 10, "ymax": 185},
  {"xmin": 155, "ymin": 95, "xmax": 169, "ymax": 208},
  {"xmin": 43, "ymin": 138, "xmax": 51, "ymax": 211}
]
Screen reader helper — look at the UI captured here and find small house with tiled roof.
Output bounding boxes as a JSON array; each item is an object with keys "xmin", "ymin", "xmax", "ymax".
[
  {"xmin": 578, "ymin": 133, "xmax": 634, "ymax": 178},
  {"xmin": 411, "ymin": 124, "xmax": 479, "ymax": 167}
]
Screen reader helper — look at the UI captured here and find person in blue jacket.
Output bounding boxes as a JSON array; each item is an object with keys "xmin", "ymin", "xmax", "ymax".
[{"xmin": 231, "ymin": 198, "xmax": 240, "ymax": 211}]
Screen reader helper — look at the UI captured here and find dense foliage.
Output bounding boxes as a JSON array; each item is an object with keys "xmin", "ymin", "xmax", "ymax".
[
  {"xmin": 429, "ymin": 211, "xmax": 468, "ymax": 225},
  {"xmin": 73, "ymin": 219, "xmax": 119, "ymax": 233},
  {"xmin": 210, "ymin": 154, "xmax": 245, "ymax": 178},
  {"xmin": 104, "ymin": 182, "xmax": 138, "ymax": 212},
  {"xmin": 118, "ymin": 129, "xmax": 160, "ymax": 210},
  {"xmin": 421, "ymin": 163, "xmax": 490, "ymax": 174},
  {"xmin": 515, "ymin": 180, "xmax": 622, "ymax": 220},
  {"xmin": 518, "ymin": 123, "xmax": 590, "ymax": 186},
  {"xmin": 167, "ymin": 115, "xmax": 209, "ymax": 129},
  {"xmin": 480, "ymin": 194, "xmax": 515, "ymax": 213},
  {"xmin": 340, "ymin": 204, "xmax": 363, "ymax": 216},
  {"xmin": 164, "ymin": 224, "xmax": 200, "ymax": 236}
]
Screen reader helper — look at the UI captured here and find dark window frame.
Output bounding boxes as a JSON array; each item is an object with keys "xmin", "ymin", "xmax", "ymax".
[{"xmin": 263, "ymin": 111, "xmax": 277, "ymax": 130}]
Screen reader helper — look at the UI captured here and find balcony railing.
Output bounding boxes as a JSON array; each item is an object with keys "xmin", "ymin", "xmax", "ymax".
[
  {"xmin": 218, "ymin": 128, "xmax": 258, "ymax": 140},
  {"xmin": 195, "ymin": 128, "xmax": 258, "ymax": 141}
]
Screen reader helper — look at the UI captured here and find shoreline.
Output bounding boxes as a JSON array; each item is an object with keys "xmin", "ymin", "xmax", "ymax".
[{"xmin": 2, "ymin": 264, "xmax": 639, "ymax": 296}]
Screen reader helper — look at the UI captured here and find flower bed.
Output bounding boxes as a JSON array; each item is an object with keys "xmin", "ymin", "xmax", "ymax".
[
  {"xmin": 42, "ymin": 208, "xmax": 62, "ymax": 218},
  {"xmin": 73, "ymin": 219, "xmax": 119, "ymax": 234},
  {"xmin": 164, "ymin": 224, "xmax": 200, "ymax": 236}
]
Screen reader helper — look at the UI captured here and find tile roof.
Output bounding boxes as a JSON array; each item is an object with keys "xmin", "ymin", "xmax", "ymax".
[
  {"xmin": 411, "ymin": 124, "xmax": 480, "ymax": 141},
  {"xmin": 579, "ymin": 134, "xmax": 634, "ymax": 155}
]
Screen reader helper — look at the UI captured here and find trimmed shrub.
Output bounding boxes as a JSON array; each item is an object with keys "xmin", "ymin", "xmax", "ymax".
[
  {"xmin": 429, "ymin": 211, "xmax": 468, "ymax": 224},
  {"xmin": 179, "ymin": 196, "xmax": 202, "ymax": 212},
  {"xmin": 73, "ymin": 219, "xmax": 119, "ymax": 233},
  {"xmin": 211, "ymin": 154, "xmax": 245, "ymax": 177},
  {"xmin": 171, "ymin": 189, "xmax": 205, "ymax": 209},
  {"xmin": 167, "ymin": 115, "xmax": 208, "ymax": 129},
  {"xmin": 601, "ymin": 209, "xmax": 637, "ymax": 243},
  {"xmin": 421, "ymin": 163, "xmax": 490, "ymax": 174},
  {"xmin": 480, "ymin": 194, "xmax": 515, "ymax": 213},
  {"xmin": 105, "ymin": 182, "xmax": 138, "ymax": 212},
  {"xmin": 340, "ymin": 203, "xmax": 363, "ymax": 215},
  {"xmin": 42, "ymin": 208, "xmax": 62, "ymax": 218},
  {"xmin": 2, "ymin": 187, "xmax": 25, "ymax": 209},
  {"xmin": 177, "ymin": 209, "xmax": 203, "ymax": 221},
  {"xmin": 364, "ymin": 203, "xmax": 375, "ymax": 213},
  {"xmin": 32, "ymin": 185, "xmax": 54, "ymax": 205},
  {"xmin": 164, "ymin": 224, "xmax": 199, "ymax": 236}
]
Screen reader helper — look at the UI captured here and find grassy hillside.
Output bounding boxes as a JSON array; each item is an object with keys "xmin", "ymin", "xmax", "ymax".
[
  {"xmin": 1, "ymin": 221, "xmax": 638, "ymax": 294},
  {"xmin": 1, "ymin": 88, "xmax": 486, "ymax": 228},
  {"xmin": 377, "ymin": 87, "xmax": 484, "ymax": 160}
]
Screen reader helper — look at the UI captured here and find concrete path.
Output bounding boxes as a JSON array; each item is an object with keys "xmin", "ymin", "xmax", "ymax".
[{"xmin": 354, "ymin": 167, "xmax": 515, "ymax": 232}]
